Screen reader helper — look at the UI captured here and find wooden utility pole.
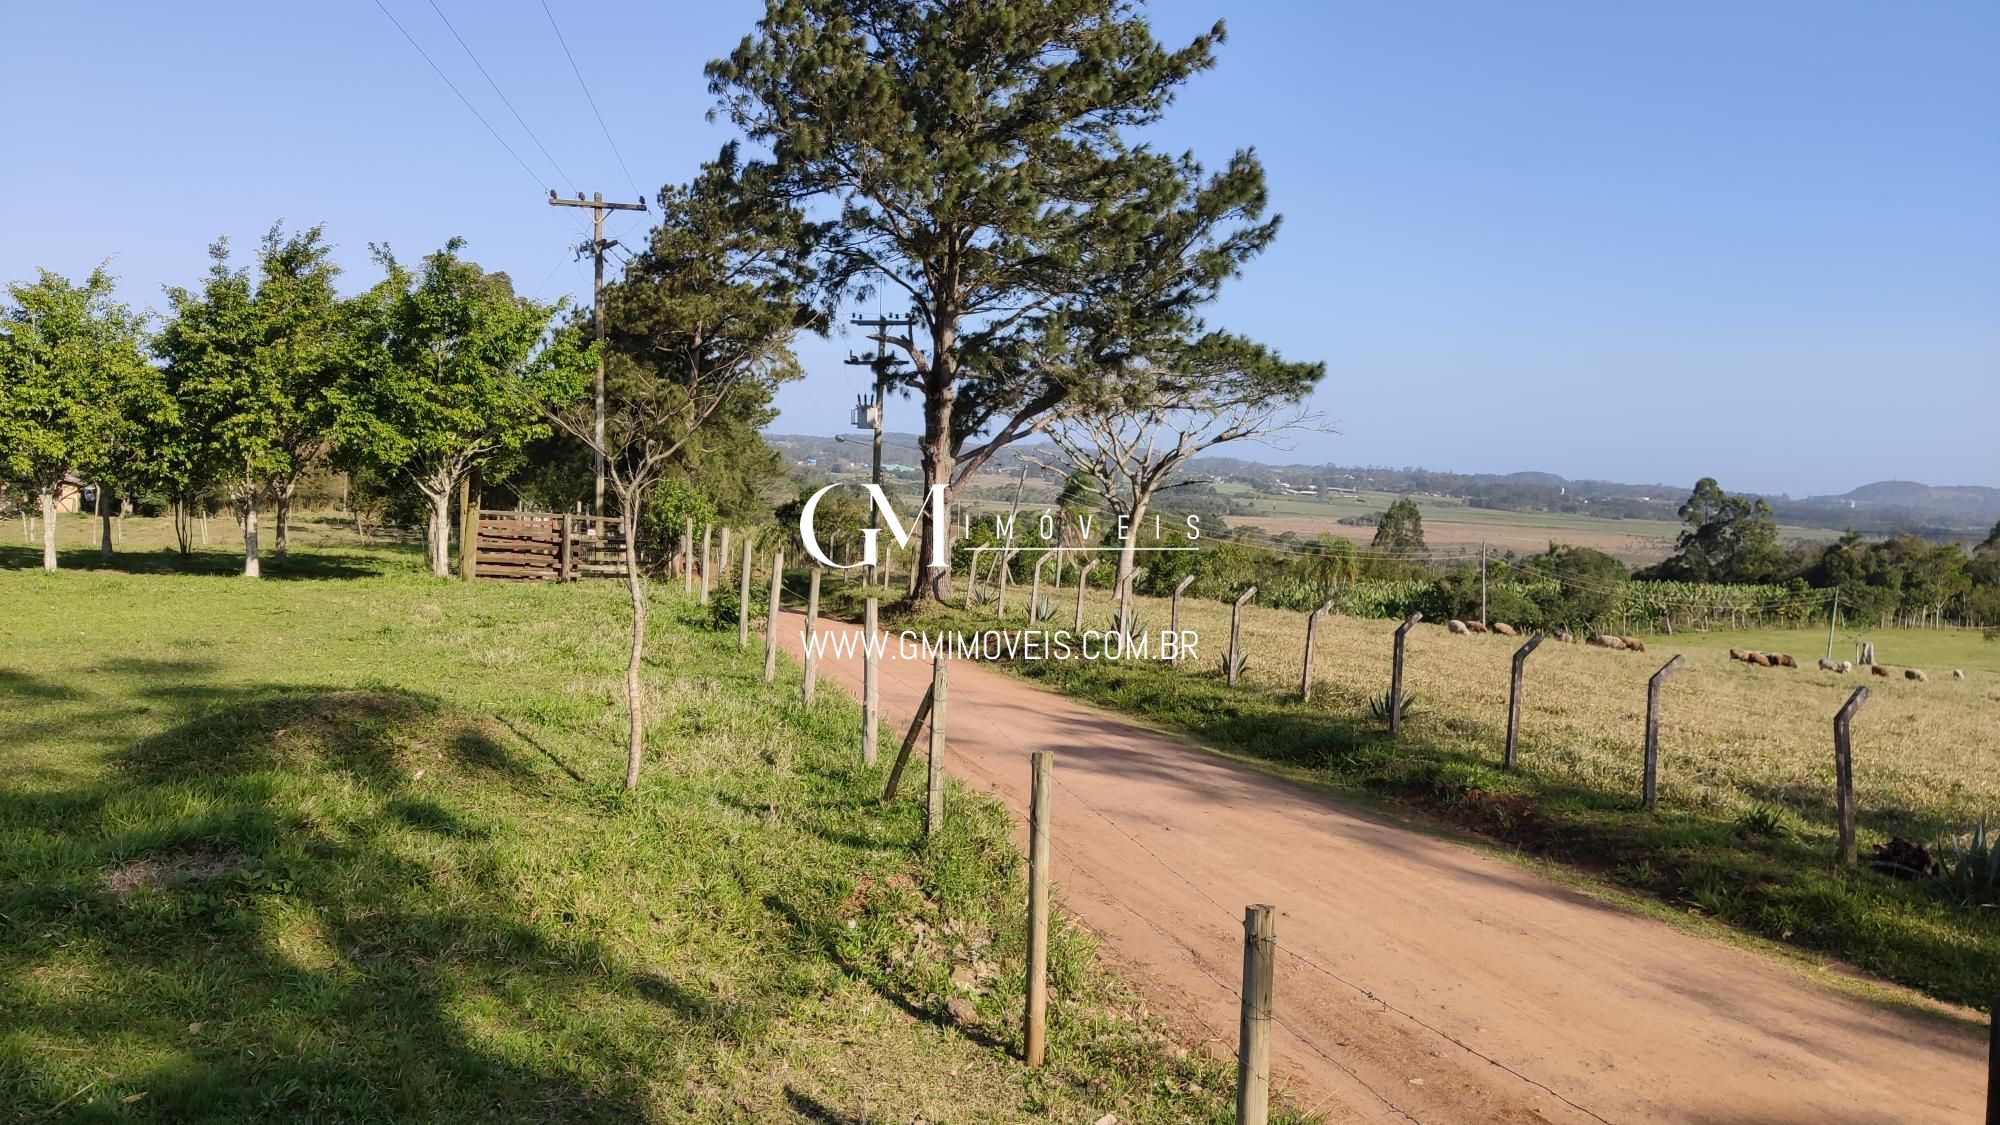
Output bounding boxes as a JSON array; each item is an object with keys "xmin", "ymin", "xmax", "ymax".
[
  {"xmin": 1480, "ymin": 539, "xmax": 1488, "ymax": 630},
  {"xmin": 548, "ymin": 190, "xmax": 646, "ymax": 517},
  {"xmin": 862, "ymin": 597, "xmax": 880, "ymax": 765},
  {"xmin": 847, "ymin": 312, "xmax": 912, "ymax": 587}
]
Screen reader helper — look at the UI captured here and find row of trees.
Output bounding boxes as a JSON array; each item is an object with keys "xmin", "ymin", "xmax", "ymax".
[{"xmin": 1, "ymin": 228, "xmax": 582, "ymax": 577}]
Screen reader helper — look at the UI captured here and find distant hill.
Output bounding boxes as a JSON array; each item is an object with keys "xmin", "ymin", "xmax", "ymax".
[{"xmin": 1785, "ymin": 481, "xmax": 2000, "ymax": 533}]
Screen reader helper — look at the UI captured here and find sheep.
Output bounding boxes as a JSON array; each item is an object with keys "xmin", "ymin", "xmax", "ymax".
[
  {"xmin": 1838, "ymin": 661, "xmax": 1853, "ymax": 673},
  {"xmin": 1905, "ymin": 668, "xmax": 1928, "ymax": 683},
  {"xmin": 1464, "ymin": 620, "xmax": 1488, "ymax": 634},
  {"xmin": 1870, "ymin": 664, "xmax": 1891, "ymax": 677},
  {"xmin": 1491, "ymin": 622, "xmax": 1518, "ymax": 637},
  {"xmin": 1817, "ymin": 658, "xmax": 1838, "ymax": 671},
  {"xmin": 1588, "ymin": 633, "xmax": 1627, "ymax": 650},
  {"xmin": 1952, "ymin": 669, "xmax": 1965, "ymax": 680},
  {"xmin": 1773, "ymin": 653, "xmax": 1797, "ymax": 669},
  {"xmin": 1748, "ymin": 652, "xmax": 1772, "ymax": 667},
  {"xmin": 1447, "ymin": 619, "xmax": 1469, "ymax": 635},
  {"xmin": 1729, "ymin": 648, "xmax": 1751, "ymax": 662},
  {"xmin": 1621, "ymin": 636, "xmax": 1646, "ymax": 653}
]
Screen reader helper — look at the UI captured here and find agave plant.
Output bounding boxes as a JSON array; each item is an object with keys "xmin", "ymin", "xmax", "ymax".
[
  {"xmin": 1221, "ymin": 651, "xmax": 1250, "ymax": 680},
  {"xmin": 1937, "ymin": 820, "xmax": 2000, "ymax": 907},
  {"xmin": 1104, "ymin": 612, "xmax": 1149, "ymax": 644},
  {"xmin": 1030, "ymin": 594, "xmax": 1056, "ymax": 623},
  {"xmin": 1368, "ymin": 690, "xmax": 1419, "ymax": 723}
]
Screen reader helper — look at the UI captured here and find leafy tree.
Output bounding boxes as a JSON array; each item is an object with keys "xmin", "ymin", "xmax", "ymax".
[
  {"xmin": 0, "ymin": 267, "xmax": 151, "ymax": 571},
  {"xmin": 1980, "ymin": 519, "xmax": 2000, "ymax": 554},
  {"xmin": 338, "ymin": 239, "xmax": 580, "ymax": 577},
  {"xmin": 1305, "ymin": 534, "xmax": 1359, "ymax": 600},
  {"xmin": 550, "ymin": 152, "xmax": 813, "ymax": 791},
  {"xmin": 1646, "ymin": 477, "xmax": 1782, "ymax": 583},
  {"xmin": 156, "ymin": 227, "xmax": 349, "ymax": 577},
  {"xmin": 710, "ymin": 0, "xmax": 1257, "ymax": 602},
  {"xmin": 1518, "ymin": 543, "xmax": 1628, "ymax": 629},
  {"xmin": 1371, "ymin": 498, "xmax": 1426, "ymax": 557}
]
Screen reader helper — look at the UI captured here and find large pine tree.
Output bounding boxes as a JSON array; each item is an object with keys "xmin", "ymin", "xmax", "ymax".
[{"xmin": 708, "ymin": 0, "xmax": 1269, "ymax": 601}]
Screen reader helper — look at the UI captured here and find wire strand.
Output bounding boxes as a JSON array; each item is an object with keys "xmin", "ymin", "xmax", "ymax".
[
  {"xmin": 423, "ymin": 0, "xmax": 576, "ymax": 192},
  {"xmin": 538, "ymin": 0, "xmax": 645, "ymax": 202}
]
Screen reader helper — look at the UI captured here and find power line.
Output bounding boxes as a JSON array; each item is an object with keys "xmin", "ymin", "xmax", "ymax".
[
  {"xmin": 422, "ymin": 0, "xmax": 576, "ymax": 192},
  {"xmin": 538, "ymin": 0, "xmax": 645, "ymax": 201},
  {"xmin": 369, "ymin": 0, "xmax": 548, "ymax": 195}
]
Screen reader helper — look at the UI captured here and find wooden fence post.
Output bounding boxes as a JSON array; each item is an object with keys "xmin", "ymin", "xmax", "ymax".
[
  {"xmin": 738, "ymin": 539, "xmax": 754, "ymax": 647},
  {"xmin": 1115, "ymin": 567, "xmax": 1146, "ymax": 639},
  {"xmin": 1389, "ymin": 612, "xmax": 1423, "ymax": 736},
  {"xmin": 1072, "ymin": 559, "xmax": 1099, "ymax": 633},
  {"xmin": 1301, "ymin": 598, "xmax": 1334, "ymax": 701},
  {"xmin": 1169, "ymin": 574, "xmax": 1196, "ymax": 667},
  {"xmin": 1834, "ymin": 686, "xmax": 1868, "ymax": 865},
  {"xmin": 1986, "ymin": 998, "xmax": 1997, "ymax": 1125},
  {"xmin": 1030, "ymin": 551, "xmax": 1056, "ymax": 622},
  {"xmin": 803, "ymin": 567, "xmax": 823, "ymax": 704},
  {"xmin": 700, "ymin": 525, "xmax": 713, "ymax": 605},
  {"xmin": 719, "ymin": 527, "xmax": 731, "ymax": 584},
  {"xmin": 1228, "ymin": 586, "xmax": 1258, "ymax": 686},
  {"xmin": 1504, "ymin": 634, "xmax": 1545, "ymax": 769},
  {"xmin": 880, "ymin": 686, "xmax": 935, "ymax": 802},
  {"xmin": 763, "ymin": 551, "xmax": 783, "ymax": 683},
  {"xmin": 1025, "ymin": 750, "xmax": 1053, "ymax": 1067},
  {"xmin": 925, "ymin": 654, "xmax": 949, "ymax": 838},
  {"xmin": 1237, "ymin": 904, "xmax": 1274, "ymax": 1125},
  {"xmin": 862, "ymin": 597, "xmax": 880, "ymax": 765},
  {"xmin": 558, "ymin": 514, "xmax": 572, "ymax": 582},
  {"xmin": 965, "ymin": 549, "xmax": 983, "ymax": 610},
  {"xmin": 683, "ymin": 515, "xmax": 695, "ymax": 595},
  {"xmin": 1642, "ymin": 654, "xmax": 1685, "ymax": 810}
]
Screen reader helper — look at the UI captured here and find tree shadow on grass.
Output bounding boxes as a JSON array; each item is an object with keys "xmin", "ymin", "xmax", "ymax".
[
  {"xmin": 0, "ymin": 543, "xmax": 397, "ymax": 580},
  {"xmin": 0, "ymin": 683, "xmax": 731, "ymax": 1121}
]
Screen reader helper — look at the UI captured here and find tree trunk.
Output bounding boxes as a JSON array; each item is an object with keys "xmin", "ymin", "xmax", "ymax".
[
  {"xmin": 425, "ymin": 489, "xmax": 452, "ymax": 577},
  {"xmin": 40, "ymin": 489, "xmax": 58, "ymax": 571},
  {"xmin": 910, "ymin": 346, "xmax": 957, "ymax": 606},
  {"xmin": 1114, "ymin": 494, "xmax": 1152, "ymax": 599},
  {"xmin": 275, "ymin": 485, "xmax": 293, "ymax": 563},
  {"xmin": 239, "ymin": 498, "xmax": 261, "ymax": 578},
  {"xmin": 97, "ymin": 485, "xmax": 113, "ymax": 559},
  {"xmin": 621, "ymin": 520, "xmax": 647, "ymax": 791}
]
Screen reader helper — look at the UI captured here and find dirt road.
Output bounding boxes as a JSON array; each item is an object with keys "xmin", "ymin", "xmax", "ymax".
[{"xmin": 777, "ymin": 611, "xmax": 1986, "ymax": 1123}]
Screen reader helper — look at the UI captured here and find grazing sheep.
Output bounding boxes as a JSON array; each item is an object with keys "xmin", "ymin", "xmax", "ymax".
[
  {"xmin": 1621, "ymin": 636, "xmax": 1646, "ymax": 653},
  {"xmin": 1774, "ymin": 653, "xmax": 1797, "ymax": 668},
  {"xmin": 1447, "ymin": 619, "xmax": 1469, "ymax": 635},
  {"xmin": 1870, "ymin": 664, "xmax": 1891, "ymax": 677},
  {"xmin": 1464, "ymin": 620, "xmax": 1488, "ymax": 634},
  {"xmin": 1952, "ymin": 669, "xmax": 1965, "ymax": 680},
  {"xmin": 1553, "ymin": 628, "xmax": 1576, "ymax": 643},
  {"xmin": 1748, "ymin": 652, "xmax": 1772, "ymax": 667},
  {"xmin": 1818, "ymin": 658, "xmax": 1838, "ymax": 671},
  {"xmin": 1729, "ymin": 648, "xmax": 1750, "ymax": 662},
  {"xmin": 1905, "ymin": 668, "xmax": 1928, "ymax": 682},
  {"xmin": 1838, "ymin": 661, "xmax": 1853, "ymax": 673},
  {"xmin": 1491, "ymin": 622, "xmax": 1518, "ymax": 637},
  {"xmin": 1588, "ymin": 633, "xmax": 1627, "ymax": 650}
]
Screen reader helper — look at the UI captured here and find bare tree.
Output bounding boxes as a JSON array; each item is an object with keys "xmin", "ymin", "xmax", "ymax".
[
  {"xmin": 1035, "ymin": 340, "xmax": 1326, "ymax": 596},
  {"xmin": 549, "ymin": 148, "xmax": 816, "ymax": 791}
]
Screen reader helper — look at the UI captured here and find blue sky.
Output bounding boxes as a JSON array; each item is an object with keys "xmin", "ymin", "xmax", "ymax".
[{"xmin": 5, "ymin": 1, "xmax": 1994, "ymax": 497}]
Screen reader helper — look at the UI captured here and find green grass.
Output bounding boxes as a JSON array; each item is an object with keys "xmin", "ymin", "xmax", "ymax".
[
  {"xmin": 834, "ymin": 587, "xmax": 2000, "ymax": 1017},
  {"xmin": 0, "ymin": 530, "xmax": 1281, "ymax": 1122}
]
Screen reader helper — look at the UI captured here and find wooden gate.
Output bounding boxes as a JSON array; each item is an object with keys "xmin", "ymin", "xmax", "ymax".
[{"xmin": 474, "ymin": 511, "xmax": 629, "ymax": 582}]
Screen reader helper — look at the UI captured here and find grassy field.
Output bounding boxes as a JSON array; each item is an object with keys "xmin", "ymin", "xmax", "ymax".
[
  {"xmin": 853, "ymin": 580, "xmax": 2000, "ymax": 1012},
  {"xmin": 0, "ymin": 522, "xmax": 1281, "ymax": 1122},
  {"xmin": 1207, "ymin": 484, "xmax": 1839, "ymax": 565}
]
